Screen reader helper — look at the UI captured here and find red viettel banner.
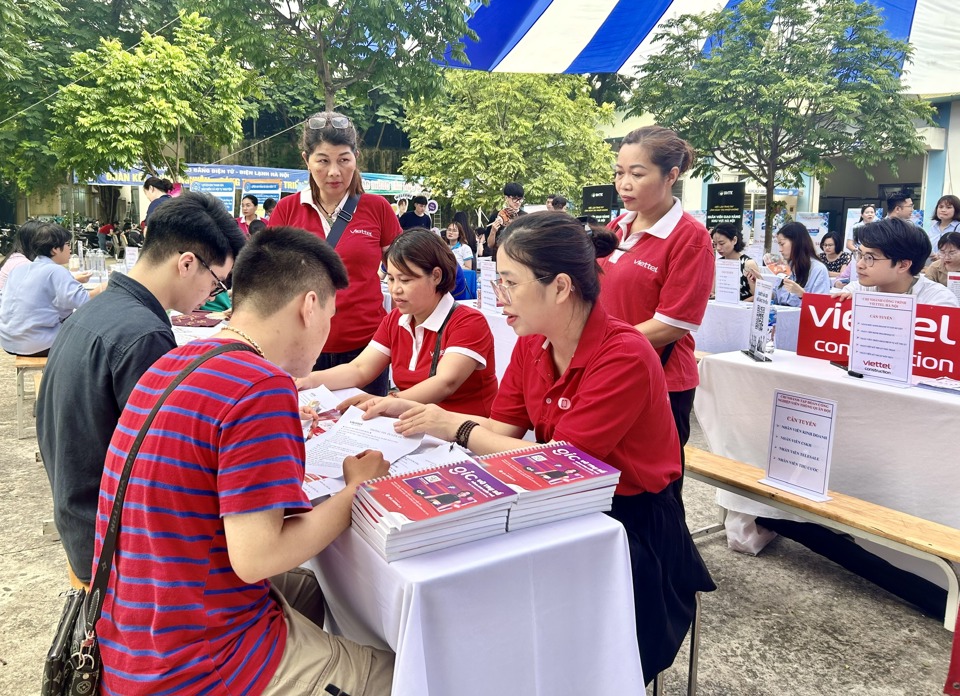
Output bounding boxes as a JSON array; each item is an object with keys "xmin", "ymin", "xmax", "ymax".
[{"xmin": 797, "ymin": 293, "xmax": 960, "ymax": 378}]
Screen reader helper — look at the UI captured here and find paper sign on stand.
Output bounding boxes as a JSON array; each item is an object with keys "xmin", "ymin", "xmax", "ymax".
[
  {"xmin": 744, "ymin": 278, "xmax": 774, "ymax": 361},
  {"xmin": 848, "ymin": 291, "xmax": 916, "ymax": 386},
  {"xmin": 948, "ymin": 272, "xmax": 960, "ymax": 303},
  {"xmin": 762, "ymin": 390, "xmax": 837, "ymax": 502},
  {"xmin": 478, "ymin": 258, "xmax": 501, "ymax": 313},
  {"xmin": 123, "ymin": 246, "xmax": 139, "ymax": 272},
  {"xmin": 714, "ymin": 259, "xmax": 741, "ymax": 305}
]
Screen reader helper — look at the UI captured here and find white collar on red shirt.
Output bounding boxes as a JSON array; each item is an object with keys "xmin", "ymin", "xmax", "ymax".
[
  {"xmin": 398, "ymin": 292, "xmax": 456, "ymax": 357},
  {"xmin": 616, "ymin": 197, "xmax": 683, "ymax": 248},
  {"xmin": 298, "ymin": 188, "xmax": 350, "ymax": 236}
]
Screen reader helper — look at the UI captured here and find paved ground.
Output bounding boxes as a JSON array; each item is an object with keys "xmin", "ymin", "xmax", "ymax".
[{"xmin": 0, "ymin": 349, "xmax": 952, "ymax": 695}]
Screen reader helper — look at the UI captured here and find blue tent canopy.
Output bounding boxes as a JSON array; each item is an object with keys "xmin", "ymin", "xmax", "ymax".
[{"xmin": 444, "ymin": 0, "xmax": 958, "ymax": 96}]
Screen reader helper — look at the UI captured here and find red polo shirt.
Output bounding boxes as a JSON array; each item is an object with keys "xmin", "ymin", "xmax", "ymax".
[
  {"xmin": 490, "ymin": 303, "xmax": 680, "ymax": 496},
  {"xmin": 371, "ymin": 294, "xmax": 497, "ymax": 416},
  {"xmin": 269, "ymin": 190, "xmax": 401, "ymax": 352},
  {"xmin": 598, "ymin": 201, "xmax": 714, "ymax": 392}
]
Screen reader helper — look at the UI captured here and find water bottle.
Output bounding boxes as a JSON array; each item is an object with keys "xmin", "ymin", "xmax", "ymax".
[
  {"xmin": 68, "ymin": 253, "xmax": 80, "ymax": 272},
  {"xmin": 764, "ymin": 306, "xmax": 778, "ymax": 354}
]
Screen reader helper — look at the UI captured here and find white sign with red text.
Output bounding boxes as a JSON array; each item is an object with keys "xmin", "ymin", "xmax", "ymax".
[
  {"xmin": 763, "ymin": 390, "xmax": 836, "ymax": 502},
  {"xmin": 796, "ymin": 294, "xmax": 960, "ymax": 379},
  {"xmin": 848, "ymin": 291, "xmax": 916, "ymax": 386}
]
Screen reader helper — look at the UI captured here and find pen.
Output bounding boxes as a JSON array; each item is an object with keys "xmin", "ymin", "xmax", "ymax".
[{"xmin": 847, "ymin": 369, "xmax": 864, "ymax": 379}]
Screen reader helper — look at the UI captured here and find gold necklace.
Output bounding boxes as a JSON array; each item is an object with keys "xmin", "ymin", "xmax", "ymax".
[{"xmin": 222, "ymin": 326, "xmax": 265, "ymax": 357}]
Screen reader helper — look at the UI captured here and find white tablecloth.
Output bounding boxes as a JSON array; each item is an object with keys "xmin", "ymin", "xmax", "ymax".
[
  {"xmin": 458, "ymin": 300, "xmax": 516, "ymax": 383},
  {"xmin": 696, "ymin": 350, "xmax": 959, "ymax": 529},
  {"xmin": 304, "ymin": 513, "xmax": 644, "ymax": 695},
  {"xmin": 694, "ymin": 301, "xmax": 801, "ymax": 354}
]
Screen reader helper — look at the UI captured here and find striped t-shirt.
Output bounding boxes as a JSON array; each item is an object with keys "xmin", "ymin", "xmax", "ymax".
[{"xmin": 92, "ymin": 339, "xmax": 311, "ymax": 695}]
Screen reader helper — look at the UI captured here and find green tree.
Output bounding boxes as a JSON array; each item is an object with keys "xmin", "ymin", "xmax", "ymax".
[
  {"xmin": 628, "ymin": 0, "xmax": 934, "ymax": 251},
  {"xmin": 204, "ymin": 0, "xmax": 481, "ymax": 133},
  {"xmin": 402, "ymin": 71, "xmax": 616, "ymax": 214},
  {"xmin": 0, "ymin": 0, "xmax": 64, "ymax": 78},
  {"xmin": 51, "ymin": 12, "xmax": 253, "ymax": 181}
]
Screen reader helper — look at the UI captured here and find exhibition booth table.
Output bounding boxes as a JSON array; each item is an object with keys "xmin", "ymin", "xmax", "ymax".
[
  {"xmin": 694, "ymin": 301, "xmax": 801, "ymax": 354},
  {"xmin": 696, "ymin": 350, "xmax": 958, "ymax": 528},
  {"xmin": 303, "ymin": 513, "xmax": 644, "ymax": 695},
  {"xmin": 696, "ymin": 350, "xmax": 959, "ymax": 592}
]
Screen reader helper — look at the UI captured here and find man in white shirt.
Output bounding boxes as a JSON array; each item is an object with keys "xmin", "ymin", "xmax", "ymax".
[{"xmin": 840, "ymin": 217, "xmax": 959, "ymax": 307}]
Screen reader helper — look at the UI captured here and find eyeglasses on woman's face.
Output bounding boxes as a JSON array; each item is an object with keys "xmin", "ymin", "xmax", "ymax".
[{"xmin": 489, "ymin": 276, "xmax": 551, "ymax": 305}]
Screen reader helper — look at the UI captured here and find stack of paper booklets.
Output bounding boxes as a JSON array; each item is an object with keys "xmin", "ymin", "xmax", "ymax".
[
  {"xmin": 477, "ymin": 442, "xmax": 620, "ymax": 531},
  {"xmin": 352, "ymin": 455, "xmax": 518, "ymax": 561}
]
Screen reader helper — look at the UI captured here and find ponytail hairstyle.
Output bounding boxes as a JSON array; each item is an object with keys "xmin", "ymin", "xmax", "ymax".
[
  {"xmin": 498, "ymin": 211, "xmax": 618, "ymax": 304},
  {"xmin": 620, "ymin": 125, "xmax": 696, "ymax": 178},
  {"xmin": 143, "ymin": 176, "xmax": 174, "ymax": 194}
]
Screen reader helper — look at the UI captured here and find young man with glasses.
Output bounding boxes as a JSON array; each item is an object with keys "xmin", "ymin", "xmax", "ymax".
[
  {"xmin": 37, "ymin": 192, "xmax": 246, "ymax": 589},
  {"xmin": 481, "ymin": 181, "xmax": 526, "ymax": 259},
  {"xmin": 839, "ymin": 217, "xmax": 958, "ymax": 307}
]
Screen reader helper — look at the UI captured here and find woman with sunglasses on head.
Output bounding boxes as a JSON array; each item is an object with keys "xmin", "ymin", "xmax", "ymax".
[
  {"xmin": 598, "ymin": 126, "xmax": 714, "ymax": 474},
  {"xmin": 363, "ymin": 212, "xmax": 715, "ymax": 682},
  {"xmin": 269, "ymin": 111, "xmax": 402, "ymax": 395},
  {"xmin": 297, "ymin": 229, "xmax": 496, "ymax": 415}
]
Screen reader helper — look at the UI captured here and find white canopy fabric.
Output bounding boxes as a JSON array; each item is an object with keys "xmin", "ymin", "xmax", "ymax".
[{"xmin": 446, "ymin": 0, "xmax": 960, "ymax": 96}]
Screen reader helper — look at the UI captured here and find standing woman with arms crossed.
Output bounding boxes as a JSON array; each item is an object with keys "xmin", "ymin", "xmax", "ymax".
[
  {"xmin": 269, "ymin": 111, "xmax": 401, "ymax": 395},
  {"xmin": 363, "ymin": 213, "xmax": 715, "ymax": 682},
  {"xmin": 598, "ymin": 126, "xmax": 714, "ymax": 472}
]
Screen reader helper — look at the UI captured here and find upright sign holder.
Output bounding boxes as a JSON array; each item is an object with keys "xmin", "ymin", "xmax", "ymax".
[
  {"xmin": 848, "ymin": 291, "xmax": 916, "ymax": 386},
  {"xmin": 743, "ymin": 278, "xmax": 775, "ymax": 362},
  {"xmin": 762, "ymin": 390, "xmax": 837, "ymax": 502}
]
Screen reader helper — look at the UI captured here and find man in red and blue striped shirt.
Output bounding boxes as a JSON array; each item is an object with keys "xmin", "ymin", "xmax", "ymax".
[{"xmin": 93, "ymin": 227, "xmax": 394, "ymax": 695}]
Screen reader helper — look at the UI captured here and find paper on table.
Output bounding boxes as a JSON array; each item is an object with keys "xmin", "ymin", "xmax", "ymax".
[
  {"xmin": 298, "ymin": 384, "xmax": 340, "ymax": 411},
  {"xmin": 715, "ymin": 258, "xmax": 742, "ymax": 305},
  {"xmin": 304, "ymin": 406, "xmax": 424, "ymax": 478},
  {"xmin": 388, "ymin": 443, "xmax": 473, "ymax": 477}
]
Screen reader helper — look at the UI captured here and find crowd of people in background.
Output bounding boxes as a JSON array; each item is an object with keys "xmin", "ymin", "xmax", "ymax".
[{"xmin": 1, "ymin": 108, "xmax": 957, "ymax": 695}]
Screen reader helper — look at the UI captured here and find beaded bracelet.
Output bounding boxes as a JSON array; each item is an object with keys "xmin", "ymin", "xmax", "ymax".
[{"xmin": 455, "ymin": 420, "xmax": 480, "ymax": 449}]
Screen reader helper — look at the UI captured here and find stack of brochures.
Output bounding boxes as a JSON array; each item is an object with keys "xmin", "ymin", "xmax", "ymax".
[
  {"xmin": 352, "ymin": 457, "xmax": 517, "ymax": 561},
  {"xmin": 478, "ymin": 442, "xmax": 621, "ymax": 531}
]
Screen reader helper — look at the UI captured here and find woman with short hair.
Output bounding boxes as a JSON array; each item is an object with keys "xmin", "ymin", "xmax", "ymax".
[
  {"xmin": 297, "ymin": 229, "xmax": 496, "ymax": 415},
  {"xmin": 0, "ymin": 223, "xmax": 106, "ymax": 356}
]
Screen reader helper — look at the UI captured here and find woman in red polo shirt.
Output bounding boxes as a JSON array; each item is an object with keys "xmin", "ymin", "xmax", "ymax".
[
  {"xmin": 599, "ymin": 125, "xmax": 714, "ymax": 473},
  {"xmin": 297, "ymin": 229, "xmax": 497, "ymax": 416},
  {"xmin": 364, "ymin": 212, "xmax": 714, "ymax": 682},
  {"xmin": 268, "ymin": 111, "xmax": 401, "ymax": 395}
]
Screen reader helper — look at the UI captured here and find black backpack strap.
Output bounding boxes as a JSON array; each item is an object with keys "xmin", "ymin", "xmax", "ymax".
[
  {"xmin": 85, "ymin": 342, "xmax": 258, "ymax": 632},
  {"xmin": 326, "ymin": 195, "xmax": 361, "ymax": 249},
  {"xmin": 429, "ymin": 303, "xmax": 459, "ymax": 377}
]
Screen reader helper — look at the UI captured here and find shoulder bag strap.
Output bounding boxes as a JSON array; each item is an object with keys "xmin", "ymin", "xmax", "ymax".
[
  {"xmin": 660, "ymin": 341, "xmax": 677, "ymax": 368},
  {"xmin": 325, "ymin": 195, "xmax": 361, "ymax": 249},
  {"xmin": 85, "ymin": 342, "xmax": 257, "ymax": 631},
  {"xmin": 428, "ymin": 303, "xmax": 459, "ymax": 377}
]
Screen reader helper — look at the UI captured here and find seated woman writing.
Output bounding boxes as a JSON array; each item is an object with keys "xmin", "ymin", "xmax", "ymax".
[
  {"xmin": 0, "ymin": 222, "xmax": 106, "ymax": 357},
  {"xmin": 361, "ymin": 212, "xmax": 715, "ymax": 683},
  {"xmin": 297, "ymin": 228, "xmax": 498, "ymax": 415}
]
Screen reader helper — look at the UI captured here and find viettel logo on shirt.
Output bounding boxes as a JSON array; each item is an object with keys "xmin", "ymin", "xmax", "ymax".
[
  {"xmin": 351, "ymin": 229, "xmax": 375, "ymax": 238},
  {"xmin": 633, "ymin": 258, "xmax": 659, "ymax": 273}
]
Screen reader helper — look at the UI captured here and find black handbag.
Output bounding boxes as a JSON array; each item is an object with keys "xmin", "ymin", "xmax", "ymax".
[{"xmin": 40, "ymin": 342, "xmax": 257, "ymax": 696}]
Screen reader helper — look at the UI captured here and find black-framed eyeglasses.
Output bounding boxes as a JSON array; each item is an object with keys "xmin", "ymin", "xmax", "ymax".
[
  {"xmin": 506, "ymin": 195, "xmax": 524, "ymax": 204},
  {"xmin": 851, "ymin": 249, "xmax": 890, "ymax": 267},
  {"xmin": 308, "ymin": 115, "xmax": 351, "ymax": 130},
  {"xmin": 489, "ymin": 275, "xmax": 553, "ymax": 305},
  {"xmin": 181, "ymin": 250, "xmax": 228, "ymax": 297}
]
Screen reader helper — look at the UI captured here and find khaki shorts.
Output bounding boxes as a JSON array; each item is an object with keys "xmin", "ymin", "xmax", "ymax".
[{"xmin": 263, "ymin": 569, "xmax": 394, "ymax": 696}]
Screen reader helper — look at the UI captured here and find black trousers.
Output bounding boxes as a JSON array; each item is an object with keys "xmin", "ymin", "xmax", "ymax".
[
  {"xmin": 668, "ymin": 387, "xmax": 696, "ymax": 504},
  {"xmin": 313, "ymin": 347, "xmax": 389, "ymax": 397}
]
